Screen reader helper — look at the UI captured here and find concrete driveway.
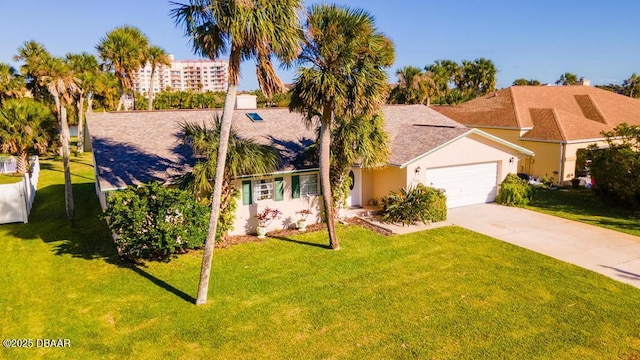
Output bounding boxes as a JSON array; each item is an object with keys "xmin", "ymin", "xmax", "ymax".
[{"xmin": 448, "ymin": 203, "xmax": 640, "ymax": 289}]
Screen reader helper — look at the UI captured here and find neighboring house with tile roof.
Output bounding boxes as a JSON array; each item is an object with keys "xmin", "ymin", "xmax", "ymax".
[
  {"xmin": 86, "ymin": 101, "xmax": 532, "ymax": 236},
  {"xmin": 434, "ymin": 85, "xmax": 640, "ymax": 184}
]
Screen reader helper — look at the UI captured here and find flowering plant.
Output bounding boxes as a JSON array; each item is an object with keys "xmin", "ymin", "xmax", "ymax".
[
  {"xmin": 298, "ymin": 209, "xmax": 311, "ymax": 221},
  {"xmin": 255, "ymin": 207, "xmax": 282, "ymax": 227}
]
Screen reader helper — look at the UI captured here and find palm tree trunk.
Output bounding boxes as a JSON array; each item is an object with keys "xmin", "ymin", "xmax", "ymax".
[
  {"xmin": 148, "ymin": 67, "xmax": 155, "ymax": 111},
  {"xmin": 320, "ymin": 102, "xmax": 339, "ymax": 250},
  {"xmin": 77, "ymin": 93, "xmax": 85, "ymax": 153},
  {"xmin": 18, "ymin": 151, "xmax": 28, "ymax": 174},
  {"xmin": 60, "ymin": 107, "xmax": 74, "ymax": 224},
  {"xmin": 195, "ymin": 83, "xmax": 238, "ymax": 305}
]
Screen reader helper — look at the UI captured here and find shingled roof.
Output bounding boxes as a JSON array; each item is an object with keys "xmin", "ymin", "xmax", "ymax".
[
  {"xmin": 434, "ymin": 86, "xmax": 640, "ymax": 142},
  {"xmin": 88, "ymin": 105, "xmax": 479, "ymax": 191}
]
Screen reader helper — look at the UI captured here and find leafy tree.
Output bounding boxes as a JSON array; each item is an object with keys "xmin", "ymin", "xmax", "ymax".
[
  {"xmin": 388, "ymin": 66, "xmax": 435, "ymax": 105},
  {"xmin": 66, "ymin": 52, "xmax": 100, "ymax": 153},
  {"xmin": 589, "ymin": 123, "xmax": 640, "ymax": 208},
  {"xmin": 0, "ymin": 98, "xmax": 56, "ymax": 173},
  {"xmin": 555, "ymin": 72, "xmax": 578, "ymax": 85},
  {"xmin": 290, "ymin": 4, "xmax": 394, "ymax": 250},
  {"xmin": 104, "ymin": 182, "xmax": 210, "ymax": 261},
  {"xmin": 0, "ymin": 63, "xmax": 25, "ymax": 102},
  {"xmin": 596, "ymin": 83, "xmax": 625, "ymax": 95},
  {"xmin": 177, "ymin": 116, "xmax": 278, "ymax": 239},
  {"xmin": 146, "ymin": 45, "xmax": 171, "ymax": 110},
  {"xmin": 496, "ymin": 173, "xmax": 533, "ymax": 207},
  {"xmin": 96, "ymin": 25, "xmax": 150, "ymax": 111},
  {"xmin": 512, "ymin": 78, "xmax": 541, "ymax": 86},
  {"xmin": 14, "ymin": 40, "xmax": 50, "ymax": 101},
  {"xmin": 91, "ymin": 71, "xmax": 120, "ymax": 111},
  {"xmin": 622, "ymin": 73, "xmax": 640, "ymax": 98},
  {"xmin": 171, "ymin": 0, "xmax": 302, "ymax": 305}
]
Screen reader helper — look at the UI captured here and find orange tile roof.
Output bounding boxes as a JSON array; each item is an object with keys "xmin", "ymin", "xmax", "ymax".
[{"xmin": 433, "ymin": 86, "xmax": 640, "ymax": 142}]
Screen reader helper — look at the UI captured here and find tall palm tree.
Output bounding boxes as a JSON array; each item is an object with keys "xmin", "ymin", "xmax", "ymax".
[
  {"xmin": 0, "ymin": 99, "xmax": 56, "ymax": 173},
  {"xmin": 289, "ymin": 4, "xmax": 395, "ymax": 250},
  {"xmin": 388, "ymin": 66, "xmax": 435, "ymax": 105},
  {"xmin": 146, "ymin": 46, "xmax": 171, "ymax": 111},
  {"xmin": 96, "ymin": 26, "xmax": 149, "ymax": 111},
  {"xmin": 455, "ymin": 58, "xmax": 497, "ymax": 98},
  {"xmin": 66, "ymin": 52, "xmax": 99, "ymax": 153},
  {"xmin": 0, "ymin": 63, "xmax": 25, "ymax": 103},
  {"xmin": 42, "ymin": 56, "xmax": 79, "ymax": 223},
  {"xmin": 171, "ymin": 0, "xmax": 302, "ymax": 305},
  {"xmin": 14, "ymin": 40, "xmax": 50, "ymax": 101}
]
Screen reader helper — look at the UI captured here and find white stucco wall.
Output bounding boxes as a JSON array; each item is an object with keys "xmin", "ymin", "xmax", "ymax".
[{"xmin": 230, "ymin": 172, "xmax": 323, "ymax": 236}]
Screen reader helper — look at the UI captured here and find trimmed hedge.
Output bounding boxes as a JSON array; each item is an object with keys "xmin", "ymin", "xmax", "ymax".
[{"xmin": 382, "ymin": 184, "xmax": 447, "ymax": 225}]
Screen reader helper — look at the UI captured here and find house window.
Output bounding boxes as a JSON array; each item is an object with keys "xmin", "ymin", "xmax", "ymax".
[
  {"xmin": 300, "ymin": 174, "xmax": 318, "ymax": 196},
  {"xmin": 253, "ymin": 179, "xmax": 274, "ymax": 201}
]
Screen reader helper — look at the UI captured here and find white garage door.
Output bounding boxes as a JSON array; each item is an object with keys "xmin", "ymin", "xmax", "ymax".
[{"xmin": 425, "ymin": 162, "xmax": 498, "ymax": 208}]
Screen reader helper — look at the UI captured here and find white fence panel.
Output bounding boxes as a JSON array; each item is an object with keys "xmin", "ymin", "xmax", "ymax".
[
  {"xmin": 0, "ymin": 156, "xmax": 40, "ymax": 224},
  {"xmin": 0, "ymin": 156, "xmax": 17, "ymax": 174}
]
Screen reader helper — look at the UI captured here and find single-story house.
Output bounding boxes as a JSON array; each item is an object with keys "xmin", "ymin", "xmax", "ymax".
[
  {"xmin": 86, "ymin": 98, "xmax": 533, "ymax": 235},
  {"xmin": 434, "ymin": 84, "xmax": 640, "ymax": 184}
]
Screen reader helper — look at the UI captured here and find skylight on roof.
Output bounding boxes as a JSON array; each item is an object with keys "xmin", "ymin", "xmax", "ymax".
[{"xmin": 246, "ymin": 112, "xmax": 263, "ymax": 122}]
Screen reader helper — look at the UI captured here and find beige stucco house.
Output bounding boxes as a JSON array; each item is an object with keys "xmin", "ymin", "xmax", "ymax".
[
  {"xmin": 435, "ymin": 85, "xmax": 640, "ymax": 184},
  {"xmin": 86, "ymin": 102, "xmax": 532, "ymax": 236}
]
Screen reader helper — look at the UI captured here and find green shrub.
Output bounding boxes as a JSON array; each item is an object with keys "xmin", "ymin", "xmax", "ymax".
[
  {"xmin": 381, "ymin": 184, "xmax": 447, "ymax": 225},
  {"xmin": 496, "ymin": 173, "xmax": 533, "ymax": 207},
  {"xmin": 103, "ymin": 182, "xmax": 210, "ymax": 261}
]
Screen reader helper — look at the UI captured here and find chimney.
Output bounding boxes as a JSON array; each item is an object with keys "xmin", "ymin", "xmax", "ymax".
[
  {"xmin": 577, "ymin": 77, "xmax": 591, "ymax": 86},
  {"xmin": 235, "ymin": 94, "xmax": 257, "ymax": 109}
]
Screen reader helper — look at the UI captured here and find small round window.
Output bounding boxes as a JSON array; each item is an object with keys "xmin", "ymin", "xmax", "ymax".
[{"xmin": 349, "ymin": 170, "xmax": 355, "ymax": 190}]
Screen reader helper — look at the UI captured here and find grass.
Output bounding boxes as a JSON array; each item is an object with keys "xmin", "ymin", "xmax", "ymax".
[
  {"xmin": 0, "ymin": 173, "xmax": 23, "ymax": 185},
  {"xmin": 528, "ymin": 188, "xmax": 640, "ymax": 237},
  {"xmin": 1, "ymin": 155, "xmax": 640, "ymax": 359}
]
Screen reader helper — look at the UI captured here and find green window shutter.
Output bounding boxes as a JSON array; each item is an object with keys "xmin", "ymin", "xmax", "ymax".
[
  {"xmin": 317, "ymin": 174, "xmax": 322, "ymax": 195},
  {"xmin": 242, "ymin": 180, "xmax": 252, "ymax": 205},
  {"xmin": 275, "ymin": 177, "xmax": 284, "ymax": 201},
  {"xmin": 291, "ymin": 175, "xmax": 300, "ymax": 199}
]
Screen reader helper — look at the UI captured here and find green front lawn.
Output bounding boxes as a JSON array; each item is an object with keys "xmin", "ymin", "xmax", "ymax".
[
  {"xmin": 528, "ymin": 188, "xmax": 640, "ymax": 237},
  {"xmin": 1, "ymin": 155, "xmax": 639, "ymax": 359}
]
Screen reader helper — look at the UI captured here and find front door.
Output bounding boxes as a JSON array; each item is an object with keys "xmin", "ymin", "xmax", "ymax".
[{"xmin": 347, "ymin": 168, "xmax": 361, "ymax": 207}]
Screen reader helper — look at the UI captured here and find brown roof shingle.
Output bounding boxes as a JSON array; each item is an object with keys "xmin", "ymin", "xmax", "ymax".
[
  {"xmin": 87, "ymin": 105, "xmax": 471, "ymax": 191},
  {"xmin": 433, "ymin": 85, "xmax": 640, "ymax": 142}
]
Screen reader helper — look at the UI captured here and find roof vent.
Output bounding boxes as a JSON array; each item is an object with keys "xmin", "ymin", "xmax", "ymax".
[
  {"xmin": 246, "ymin": 112, "xmax": 263, "ymax": 122},
  {"xmin": 412, "ymin": 124, "xmax": 456, "ymax": 129}
]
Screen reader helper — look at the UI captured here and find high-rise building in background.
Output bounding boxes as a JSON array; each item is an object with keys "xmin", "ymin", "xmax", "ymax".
[{"xmin": 133, "ymin": 54, "xmax": 228, "ymax": 94}]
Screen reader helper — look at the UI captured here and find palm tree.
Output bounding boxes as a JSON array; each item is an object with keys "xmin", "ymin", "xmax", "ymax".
[
  {"xmin": 171, "ymin": 0, "xmax": 302, "ymax": 305},
  {"xmin": 388, "ymin": 66, "xmax": 435, "ymax": 105},
  {"xmin": 66, "ymin": 52, "xmax": 99, "ymax": 153},
  {"xmin": 0, "ymin": 99, "xmax": 56, "ymax": 173},
  {"xmin": 426, "ymin": 59, "xmax": 459, "ymax": 104},
  {"xmin": 42, "ymin": 56, "xmax": 79, "ymax": 223},
  {"xmin": 289, "ymin": 4, "xmax": 395, "ymax": 250},
  {"xmin": 623, "ymin": 73, "xmax": 640, "ymax": 98},
  {"xmin": 96, "ymin": 26, "xmax": 149, "ymax": 111},
  {"xmin": 512, "ymin": 78, "xmax": 541, "ymax": 86},
  {"xmin": 0, "ymin": 63, "xmax": 25, "ymax": 102},
  {"xmin": 146, "ymin": 46, "xmax": 171, "ymax": 111},
  {"xmin": 14, "ymin": 40, "xmax": 50, "ymax": 101},
  {"xmin": 178, "ymin": 117, "xmax": 278, "ymax": 234},
  {"xmin": 555, "ymin": 72, "xmax": 578, "ymax": 86}
]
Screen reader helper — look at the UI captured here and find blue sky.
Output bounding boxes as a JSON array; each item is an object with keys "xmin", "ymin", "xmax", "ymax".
[{"xmin": 2, "ymin": 1, "xmax": 639, "ymax": 90}]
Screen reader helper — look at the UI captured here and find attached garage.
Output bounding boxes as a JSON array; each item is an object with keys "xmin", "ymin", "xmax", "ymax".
[{"xmin": 425, "ymin": 162, "xmax": 498, "ymax": 208}]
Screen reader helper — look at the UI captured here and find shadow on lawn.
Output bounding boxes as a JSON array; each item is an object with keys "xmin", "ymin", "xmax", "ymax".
[{"xmin": 7, "ymin": 181, "xmax": 197, "ymax": 304}]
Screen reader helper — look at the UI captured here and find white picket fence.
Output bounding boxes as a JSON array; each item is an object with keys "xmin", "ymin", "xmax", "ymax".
[
  {"xmin": 0, "ymin": 156, "xmax": 17, "ymax": 174},
  {"xmin": 0, "ymin": 156, "xmax": 40, "ymax": 224}
]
